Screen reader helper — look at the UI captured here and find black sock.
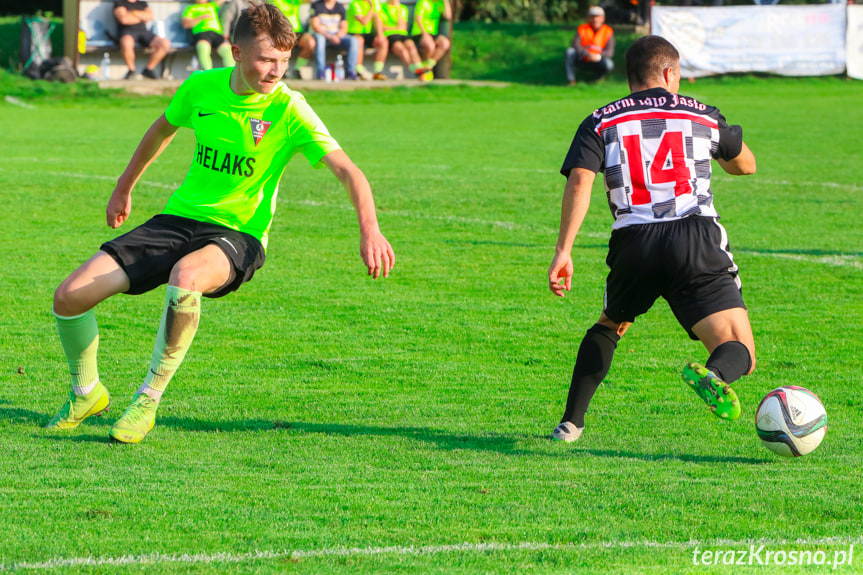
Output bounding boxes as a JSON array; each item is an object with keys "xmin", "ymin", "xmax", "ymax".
[
  {"xmin": 705, "ymin": 341, "xmax": 751, "ymax": 384},
  {"xmin": 561, "ymin": 323, "xmax": 620, "ymax": 428}
]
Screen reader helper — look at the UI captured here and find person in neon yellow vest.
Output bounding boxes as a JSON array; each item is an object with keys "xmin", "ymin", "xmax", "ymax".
[
  {"xmin": 347, "ymin": 0, "xmax": 387, "ymax": 80},
  {"xmin": 378, "ymin": 0, "xmax": 427, "ymax": 79},
  {"xmin": 271, "ymin": 0, "xmax": 316, "ymax": 79},
  {"xmin": 182, "ymin": 0, "xmax": 235, "ymax": 70},
  {"xmin": 410, "ymin": 0, "xmax": 450, "ymax": 80}
]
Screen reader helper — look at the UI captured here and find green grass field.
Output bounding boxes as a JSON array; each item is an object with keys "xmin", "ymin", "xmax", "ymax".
[{"xmin": 1, "ymin": 77, "xmax": 862, "ymax": 573}]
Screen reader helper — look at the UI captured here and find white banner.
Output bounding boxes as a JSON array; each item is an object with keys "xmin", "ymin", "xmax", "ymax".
[
  {"xmin": 652, "ymin": 5, "xmax": 846, "ymax": 78},
  {"xmin": 848, "ymin": 5, "xmax": 863, "ymax": 79}
]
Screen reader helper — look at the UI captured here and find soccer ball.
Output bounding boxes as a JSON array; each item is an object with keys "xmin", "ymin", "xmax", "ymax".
[{"xmin": 755, "ymin": 386, "xmax": 827, "ymax": 457}]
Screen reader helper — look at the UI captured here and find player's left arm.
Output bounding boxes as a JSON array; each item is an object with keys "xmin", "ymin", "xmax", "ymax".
[
  {"xmin": 138, "ymin": 6, "xmax": 155, "ymax": 23},
  {"xmin": 717, "ymin": 141, "xmax": 756, "ymax": 176},
  {"xmin": 356, "ymin": 1, "xmax": 375, "ymax": 27},
  {"xmin": 322, "ymin": 149, "xmax": 395, "ymax": 279},
  {"xmin": 108, "ymin": 114, "xmax": 179, "ymax": 228},
  {"xmin": 714, "ymin": 116, "xmax": 756, "ymax": 176},
  {"xmin": 413, "ymin": 4, "xmax": 427, "ymax": 35},
  {"xmin": 442, "ymin": 0, "xmax": 453, "ymax": 22},
  {"xmin": 337, "ymin": 15, "xmax": 349, "ymax": 39}
]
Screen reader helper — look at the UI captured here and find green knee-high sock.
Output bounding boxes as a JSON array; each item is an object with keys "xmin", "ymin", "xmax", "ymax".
[
  {"xmin": 139, "ymin": 286, "xmax": 201, "ymax": 401},
  {"xmin": 373, "ymin": 61, "xmax": 384, "ymax": 73},
  {"xmin": 54, "ymin": 309, "xmax": 100, "ymax": 395},
  {"xmin": 217, "ymin": 42, "xmax": 235, "ymax": 67},
  {"xmin": 196, "ymin": 41, "xmax": 213, "ymax": 70}
]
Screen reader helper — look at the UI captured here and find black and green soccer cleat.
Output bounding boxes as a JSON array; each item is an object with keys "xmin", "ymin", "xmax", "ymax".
[{"xmin": 682, "ymin": 362, "xmax": 741, "ymax": 420}]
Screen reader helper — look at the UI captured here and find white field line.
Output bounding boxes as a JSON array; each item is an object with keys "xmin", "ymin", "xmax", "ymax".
[
  {"xmin": 3, "ymin": 96, "xmax": 36, "ymax": 109},
  {"xmin": 747, "ymin": 179, "xmax": 863, "ymax": 193},
  {"xmin": 738, "ymin": 250, "xmax": 863, "ymax": 270},
  {"xmin": 6, "ymin": 169, "xmax": 861, "ymax": 267},
  {"xmin": 4, "ymin": 537, "xmax": 862, "ymax": 571}
]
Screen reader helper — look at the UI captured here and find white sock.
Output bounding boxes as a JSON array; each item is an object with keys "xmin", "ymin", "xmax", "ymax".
[
  {"xmin": 137, "ymin": 383, "xmax": 164, "ymax": 402},
  {"xmin": 73, "ymin": 381, "xmax": 97, "ymax": 396}
]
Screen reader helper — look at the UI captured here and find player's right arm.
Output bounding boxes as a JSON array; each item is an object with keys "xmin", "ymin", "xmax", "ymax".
[
  {"xmin": 549, "ymin": 167, "xmax": 595, "ymax": 297},
  {"xmin": 108, "ymin": 114, "xmax": 179, "ymax": 228},
  {"xmin": 717, "ymin": 141, "xmax": 756, "ymax": 176}
]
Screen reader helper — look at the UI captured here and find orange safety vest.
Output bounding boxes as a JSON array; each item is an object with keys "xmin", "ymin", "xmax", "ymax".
[{"xmin": 577, "ymin": 23, "xmax": 613, "ymax": 61}]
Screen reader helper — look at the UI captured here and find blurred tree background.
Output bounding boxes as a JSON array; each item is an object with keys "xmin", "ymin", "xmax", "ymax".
[{"xmin": 0, "ymin": 0, "xmax": 62, "ymax": 16}]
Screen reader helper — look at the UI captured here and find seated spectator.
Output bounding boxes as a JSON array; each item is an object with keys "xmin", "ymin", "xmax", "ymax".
[
  {"xmin": 565, "ymin": 6, "xmax": 615, "ymax": 86},
  {"xmin": 218, "ymin": 0, "xmax": 249, "ymax": 42},
  {"xmin": 310, "ymin": 0, "xmax": 359, "ymax": 80},
  {"xmin": 182, "ymin": 0, "xmax": 235, "ymax": 70},
  {"xmin": 379, "ymin": 0, "xmax": 426, "ymax": 80},
  {"xmin": 411, "ymin": 0, "xmax": 451, "ymax": 81},
  {"xmin": 113, "ymin": 0, "xmax": 171, "ymax": 79},
  {"xmin": 347, "ymin": 0, "xmax": 388, "ymax": 80},
  {"xmin": 272, "ymin": 0, "xmax": 316, "ymax": 79}
]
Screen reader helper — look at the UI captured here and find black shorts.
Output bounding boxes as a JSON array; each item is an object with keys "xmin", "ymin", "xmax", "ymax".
[
  {"xmin": 354, "ymin": 32, "xmax": 377, "ymax": 45},
  {"xmin": 387, "ymin": 34, "xmax": 410, "ymax": 47},
  {"xmin": 100, "ymin": 214, "xmax": 266, "ymax": 298},
  {"xmin": 192, "ymin": 31, "xmax": 227, "ymax": 49},
  {"xmin": 119, "ymin": 28, "xmax": 157, "ymax": 48},
  {"xmin": 603, "ymin": 216, "xmax": 746, "ymax": 340}
]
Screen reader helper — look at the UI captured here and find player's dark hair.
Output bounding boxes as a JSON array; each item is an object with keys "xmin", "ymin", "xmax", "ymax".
[
  {"xmin": 234, "ymin": 2, "xmax": 296, "ymax": 50},
  {"xmin": 626, "ymin": 35, "xmax": 679, "ymax": 88}
]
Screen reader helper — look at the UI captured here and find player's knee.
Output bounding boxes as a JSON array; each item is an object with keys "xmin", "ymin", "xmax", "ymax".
[
  {"xmin": 53, "ymin": 281, "xmax": 88, "ymax": 316},
  {"xmin": 438, "ymin": 37, "xmax": 450, "ymax": 51},
  {"xmin": 169, "ymin": 265, "xmax": 200, "ymax": 291},
  {"xmin": 53, "ymin": 283, "xmax": 72, "ymax": 314}
]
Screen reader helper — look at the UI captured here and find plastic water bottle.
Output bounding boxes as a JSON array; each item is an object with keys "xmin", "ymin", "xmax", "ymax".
[
  {"xmin": 324, "ymin": 65, "xmax": 333, "ymax": 82},
  {"xmin": 101, "ymin": 52, "xmax": 110, "ymax": 80},
  {"xmin": 189, "ymin": 55, "xmax": 199, "ymax": 71},
  {"xmin": 335, "ymin": 54, "xmax": 345, "ymax": 82}
]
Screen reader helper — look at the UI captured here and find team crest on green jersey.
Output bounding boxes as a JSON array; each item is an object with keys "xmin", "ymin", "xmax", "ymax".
[{"xmin": 250, "ymin": 118, "xmax": 272, "ymax": 146}]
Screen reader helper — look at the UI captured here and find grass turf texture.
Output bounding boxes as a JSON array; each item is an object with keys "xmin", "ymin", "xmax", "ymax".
[{"xmin": 1, "ymin": 77, "xmax": 862, "ymax": 573}]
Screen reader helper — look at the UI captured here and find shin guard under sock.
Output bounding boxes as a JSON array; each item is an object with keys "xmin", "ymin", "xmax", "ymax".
[
  {"xmin": 561, "ymin": 323, "xmax": 620, "ymax": 427},
  {"xmin": 706, "ymin": 341, "xmax": 752, "ymax": 384}
]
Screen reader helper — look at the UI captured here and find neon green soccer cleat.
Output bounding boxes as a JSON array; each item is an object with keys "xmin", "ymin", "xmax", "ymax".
[
  {"xmin": 682, "ymin": 362, "xmax": 741, "ymax": 420},
  {"xmin": 109, "ymin": 394, "xmax": 159, "ymax": 444},
  {"xmin": 45, "ymin": 382, "xmax": 110, "ymax": 430}
]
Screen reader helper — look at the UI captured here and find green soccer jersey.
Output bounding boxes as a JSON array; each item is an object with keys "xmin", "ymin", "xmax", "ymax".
[
  {"xmin": 182, "ymin": 2, "xmax": 223, "ymax": 34},
  {"xmin": 379, "ymin": 2, "xmax": 407, "ymax": 36},
  {"xmin": 347, "ymin": 0, "xmax": 377, "ymax": 35},
  {"xmin": 410, "ymin": 0, "xmax": 444, "ymax": 36},
  {"xmin": 163, "ymin": 67, "xmax": 341, "ymax": 249},
  {"xmin": 271, "ymin": 0, "xmax": 303, "ymax": 33}
]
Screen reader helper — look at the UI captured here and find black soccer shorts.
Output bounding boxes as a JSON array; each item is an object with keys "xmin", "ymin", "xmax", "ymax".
[
  {"xmin": 101, "ymin": 214, "xmax": 266, "ymax": 298},
  {"xmin": 192, "ymin": 31, "xmax": 227, "ymax": 49},
  {"xmin": 602, "ymin": 216, "xmax": 746, "ymax": 340},
  {"xmin": 120, "ymin": 28, "xmax": 158, "ymax": 48}
]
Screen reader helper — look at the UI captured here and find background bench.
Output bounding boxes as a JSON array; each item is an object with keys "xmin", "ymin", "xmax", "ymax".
[{"xmin": 74, "ymin": 0, "xmax": 450, "ymax": 81}]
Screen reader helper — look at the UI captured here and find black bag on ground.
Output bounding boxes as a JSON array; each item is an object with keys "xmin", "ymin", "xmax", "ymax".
[{"xmin": 40, "ymin": 57, "xmax": 78, "ymax": 83}]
